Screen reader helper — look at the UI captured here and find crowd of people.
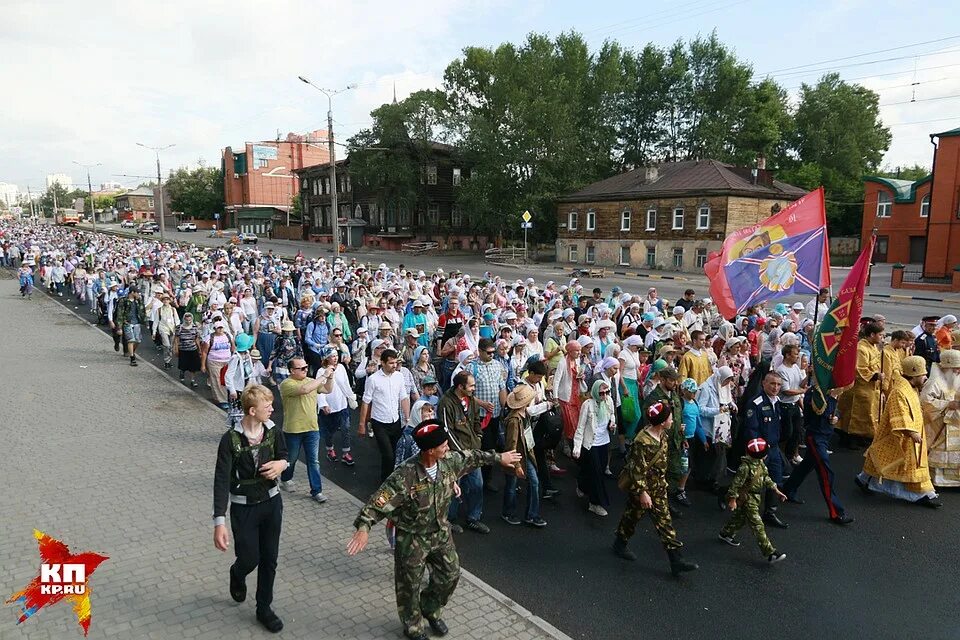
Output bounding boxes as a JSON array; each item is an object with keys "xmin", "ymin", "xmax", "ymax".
[{"xmin": 3, "ymin": 219, "xmax": 959, "ymax": 639}]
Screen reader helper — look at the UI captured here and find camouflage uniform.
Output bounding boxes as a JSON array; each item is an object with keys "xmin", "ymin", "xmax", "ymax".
[
  {"xmin": 642, "ymin": 385, "xmax": 685, "ymax": 480},
  {"xmin": 721, "ymin": 456, "xmax": 777, "ymax": 556},
  {"xmin": 355, "ymin": 449, "xmax": 500, "ymax": 636},
  {"xmin": 615, "ymin": 429, "xmax": 682, "ymax": 550}
]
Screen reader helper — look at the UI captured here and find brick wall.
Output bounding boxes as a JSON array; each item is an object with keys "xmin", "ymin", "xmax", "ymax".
[
  {"xmin": 860, "ymin": 181, "xmax": 930, "ymax": 264},
  {"xmin": 926, "ymin": 134, "xmax": 960, "ymax": 276}
]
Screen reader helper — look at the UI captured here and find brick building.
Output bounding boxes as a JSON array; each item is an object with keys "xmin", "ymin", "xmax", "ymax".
[
  {"xmin": 294, "ymin": 142, "xmax": 476, "ymax": 251},
  {"xmin": 864, "ymin": 126, "xmax": 960, "ymax": 278},
  {"xmin": 555, "ymin": 160, "xmax": 806, "ymax": 273},
  {"xmin": 222, "ymin": 131, "xmax": 330, "ymax": 234},
  {"xmin": 114, "ymin": 186, "xmax": 155, "ymax": 221}
]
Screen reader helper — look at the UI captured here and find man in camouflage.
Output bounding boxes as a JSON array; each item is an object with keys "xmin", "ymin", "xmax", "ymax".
[
  {"xmin": 642, "ymin": 366, "xmax": 686, "ymax": 510},
  {"xmin": 347, "ymin": 419, "xmax": 521, "ymax": 640},
  {"xmin": 718, "ymin": 437, "xmax": 788, "ymax": 564},
  {"xmin": 613, "ymin": 399, "xmax": 698, "ymax": 577}
]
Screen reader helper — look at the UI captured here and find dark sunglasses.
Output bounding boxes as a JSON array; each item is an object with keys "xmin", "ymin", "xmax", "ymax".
[
  {"xmin": 484, "ymin": 350, "xmax": 495, "ymax": 355},
  {"xmin": 599, "ymin": 390, "xmax": 610, "ymax": 395},
  {"xmin": 292, "ymin": 365, "xmax": 309, "ymax": 371},
  {"xmin": 332, "ymin": 332, "xmax": 343, "ymax": 337}
]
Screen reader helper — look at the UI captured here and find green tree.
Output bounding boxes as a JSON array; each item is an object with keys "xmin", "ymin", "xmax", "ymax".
[
  {"xmin": 164, "ymin": 165, "xmax": 224, "ymax": 219},
  {"xmin": 877, "ymin": 163, "xmax": 929, "ymax": 181},
  {"xmin": 38, "ymin": 182, "xmax": 76, "ymax": 216},
  {"xmin": 784, "ymin": 73, "xmax": 891, "ymax": 235}
]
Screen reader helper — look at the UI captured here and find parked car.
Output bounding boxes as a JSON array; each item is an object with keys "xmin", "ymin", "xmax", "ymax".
[
  {"xmin": 239, "ymin": 232, "xmax": 259, "ymax": 244},
  {"xmin": 136, "ymin": 224, "xmax": 155, "ymax": 235},
  {"xmin": 176, "ymin": 222, "xmax": 197, "ymax": 232},
  {"xmin": 120, "ymin": 220, "xmax": 135, "ymax": 228}
]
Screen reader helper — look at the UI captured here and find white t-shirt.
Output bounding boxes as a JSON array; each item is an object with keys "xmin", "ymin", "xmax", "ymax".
[
  {"xmin": 362, "ymin": 369, "xmax": 407, "ymax": 423},
  {"xmin": 775, "ymin": 362, "xmax": 805, "ymax": 405}
]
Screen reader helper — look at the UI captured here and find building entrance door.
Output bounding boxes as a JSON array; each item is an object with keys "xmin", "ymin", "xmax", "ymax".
[
  {"xmin": 909, "ymin": 236, "xmax": 926, "ymax": 263},
  {"xmin": 874, "ymin": 236, "xmax": 888, "ymax": 262}
]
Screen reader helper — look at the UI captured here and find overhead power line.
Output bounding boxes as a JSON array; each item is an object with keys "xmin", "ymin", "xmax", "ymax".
[
  {"xmin": 581, "ymin": 0, "xmax": 721, "ymax": 35},
  {"xmin": 587, "ymin": 0, "xmax": 751, "ymax": 42},
  {"xmin": 758, "ymin": 34, "xmax": 960, "ymax": 75},
  {"xmin": 880, "ymin": 93, "xmax": 960, "ymax": 107},
  {"xmin": 767, "ymin": 46, "xmax": 960, "ymax": 80}
]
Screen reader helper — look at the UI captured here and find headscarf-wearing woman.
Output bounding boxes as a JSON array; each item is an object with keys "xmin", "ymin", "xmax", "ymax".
[
  {"xmin": 619, "ymin": 335, "xmax": 647, "ymax": 440},
  {"xmin": 253, "ymin": 302, "xmax": 281, "ymax": 368},
  {"xmin": 573, "ymin": 380, "xmax": 616, "ymax": 516},
  {"xmin": 174, "ymin": 311, "xmax": 202, "ymax": 387},
  {"xmin": 202, "ymin": 320, "xmax": 235, "ymax": 409},
  {"xmin": 411, "ymin": 345, "xmax": 436, "ymax": 395},
  {"xmin": 696, "ymin": 365, "xmax": 737, "ymax": 499}
]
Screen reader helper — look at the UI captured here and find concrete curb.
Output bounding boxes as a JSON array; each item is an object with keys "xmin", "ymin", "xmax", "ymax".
[
  {"xmin": 867, "ymin": 292, "xmax": 960, "ymax": 304},
  {"xmin": 32, "ymin": 279, "xmax": 574, "ymax": 640}
]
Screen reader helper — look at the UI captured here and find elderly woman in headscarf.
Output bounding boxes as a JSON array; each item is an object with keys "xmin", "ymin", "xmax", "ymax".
[
  {"xmin": 411, "ymin": 345, "xmax": 436, "ymax": 395},
  {"xmin": 595, "ymin": 355, "xmax": 624, "ymax": 473},
  {"xmin": 936, "ymin": 314, "xmax": 958, "ymax": 349},
  {"xmin": 573, "ymin": 379, "xmax": 616, "ymax": 517},
  {"xmin": 697, "ymin": 365, "xmax": 737, "ymax": 504},
  {"xmin": 521, "ymin": 325, "xmax": 544, "ymax": 363},
  {"xmin": 450, "ymin": 349, "xmax": 476, "ymax": 381}
]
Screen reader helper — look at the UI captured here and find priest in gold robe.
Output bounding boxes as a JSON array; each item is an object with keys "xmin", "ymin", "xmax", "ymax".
[
  {"xmin": 921, "ymin": 349, "xmax": 960, "ymax": 487},
  {"xmin": 856, "ymin": 355, "xmax": 940, "ymax": 508},
  {"xmin": 880, "ymin": 330, "xmax": 911, "ymax": 400},
  {"xmin": 838, "ymin": 324, "xmax": 884, "ymax": 445}
]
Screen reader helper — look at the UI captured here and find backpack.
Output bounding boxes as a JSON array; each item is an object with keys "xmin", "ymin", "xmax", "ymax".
[{"xmin": 533, "ymin": 407, "xmax": 563, "ymax": 449}]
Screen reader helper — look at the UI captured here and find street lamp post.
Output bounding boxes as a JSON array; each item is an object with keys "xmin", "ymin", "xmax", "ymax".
[
  {"xmin": 136, "ymin": 142, "xmax": 175, "ymax": 239},
  {"xmin": 298, "ymin": 76, "xmax": 357, "ymax": 258},
  {"xmin": 73, "ymin": 161, "xmax": 101, "ymax": 232}
]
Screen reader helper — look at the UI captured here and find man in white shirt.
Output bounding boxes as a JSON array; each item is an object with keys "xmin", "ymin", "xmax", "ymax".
[
  {"xmin": 359, "ymin": 349, "xmax": 411, "ymax": 481},
  {"xmin": 805, "ymin": 288, "xmax": 830, "ymax": 323},
  {"xmin": 775, "ymin": 344, "xmax": 807, "ymax": 468}
]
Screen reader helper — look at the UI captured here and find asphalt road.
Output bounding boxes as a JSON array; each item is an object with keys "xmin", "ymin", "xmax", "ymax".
[
  {"xmin": 39, "ymin": 279, "xmax": 960, "ymax": 640},
  {"xmin": 82, "ymin": 222, "xmax": 955, "ymax": 330}
]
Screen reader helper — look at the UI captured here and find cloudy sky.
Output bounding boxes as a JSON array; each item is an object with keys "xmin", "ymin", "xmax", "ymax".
[{"xmin": 2, "ymin": 0, "xmax": 957, "ymax": 194}]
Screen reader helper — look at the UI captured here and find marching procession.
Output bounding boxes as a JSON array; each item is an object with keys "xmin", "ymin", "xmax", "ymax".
[{"xmin": 3, "ymin": 219, "xmax": 959, "ymax": 640}]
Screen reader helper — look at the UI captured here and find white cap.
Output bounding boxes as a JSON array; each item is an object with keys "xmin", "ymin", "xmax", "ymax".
[{"xmin": 672, "ymin": 305, "xmax": 685, "ymax": 315}]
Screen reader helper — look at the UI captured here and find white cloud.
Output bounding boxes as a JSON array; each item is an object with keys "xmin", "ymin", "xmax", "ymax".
[
  {"xmin": 0, "ymin": 0, "xmax": 502, "ymax": 191},
  {"xmin": 861, "ymin": 46, "xmax": 960, "ymax": 170}
]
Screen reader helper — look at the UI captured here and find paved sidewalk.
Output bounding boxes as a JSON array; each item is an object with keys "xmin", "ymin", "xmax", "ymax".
[{"xmin": 0, "ymin": 279, "xmax": 568, "ymax": 640}]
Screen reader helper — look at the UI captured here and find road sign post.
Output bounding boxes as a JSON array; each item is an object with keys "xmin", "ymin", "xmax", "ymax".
[{"xmin": 521, "ymin": 210, "xmax": 532, "ymax": 263}]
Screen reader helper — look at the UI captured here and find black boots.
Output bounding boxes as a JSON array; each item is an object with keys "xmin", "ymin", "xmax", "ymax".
[
  {"xmin": 612, "ymin": 537, "xmax": 637, "ymax": 561},
  {"xmin": 666, "ymin": 549, "xmax": 699, "ymax": 577}
]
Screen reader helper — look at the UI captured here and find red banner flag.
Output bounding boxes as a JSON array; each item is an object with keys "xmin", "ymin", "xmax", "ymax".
[
  {"xmin": 811, "ymin": 235, "xmax": 876, "ymax": 393},
  {"xmin": 704, "ymin": 188, "xmax": 830, "ymax": 320}
]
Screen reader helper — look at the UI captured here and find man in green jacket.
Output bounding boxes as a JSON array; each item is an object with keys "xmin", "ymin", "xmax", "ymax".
[
  {"xmin": 347, "ymin": 420, "xmax": 520, "ymax": 640},
  {"xmin": 436, "ymin": 371, "xmax": 488, "ymax": 533}
]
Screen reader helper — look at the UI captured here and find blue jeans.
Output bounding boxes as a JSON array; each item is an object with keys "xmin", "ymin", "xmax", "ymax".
[
  {"xmin": 320, "ymin": 408, "xmax": 351, "ymax": 451},
  {"xmin": 280, "ymin": 430, "xmax": 323, "ymax": 495},
  {"xmin": 448, "ymin": 468, "xmax": 483, "ymax": 523},
  {"xmin": 502, "ymin": 458, "xmax": 540, "ymax": 521}
]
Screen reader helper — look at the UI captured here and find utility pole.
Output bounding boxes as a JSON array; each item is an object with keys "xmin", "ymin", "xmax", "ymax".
[
  {"xmin": 74, "ymin": 161, "xmax": 101, "ymax": 232},
  {"xmin": 136, "ymin": 143, "xmax": 175, "ymax": 239},
  {"xmin": 328, "ymin": 107, "xmax": 339, "ymax": 256},
  {"xmin": 298, "ymin": 76, "xmax": 357, "ymax": 258},
  {"xmin": 52, "ymin": 186, "xmax": 58, "ymax": 220}
]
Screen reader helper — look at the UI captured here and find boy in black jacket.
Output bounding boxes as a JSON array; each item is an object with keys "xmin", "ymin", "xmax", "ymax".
[{"xmin": 213, "ymin": 384, "xmax": 289, "ymax": 633}]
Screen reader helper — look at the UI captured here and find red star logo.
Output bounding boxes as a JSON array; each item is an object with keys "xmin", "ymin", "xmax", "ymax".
[{"xmin": 5, "ymin": 530, "xmax": 108, "ymax": 636}]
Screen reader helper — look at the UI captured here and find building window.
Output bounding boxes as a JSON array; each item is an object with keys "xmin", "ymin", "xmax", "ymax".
[
  {"xmin": 453, "ymin": 168, "xmax": 461, "ymax": 186},
  {"xmin": 256, "ymin": 157, "xmax": 269, "ymax": 169},
  {"xmin": 621, "ymin": 209, "xmax": 631, "ymax": 232},
  {"xmin": 673, "ymin": 247, "xmax": 683, "ymax": 268},
  {"xmin": 697, "ymin": 205, "xmax": 710, "ymax": 230},
  {"xmin": 646, "ymin": 246, "xmax": 656, "ymax": 267},
  {"xmin": 877, "ymin": 191, "xmax": 892, "ymax": 218},
  {"xmin": 427, "ymin": 165, "xmax": 437, "ymax": 185},
  {"xmin": 920, "ymin": 194, "xmax": 930, "ymax": 217},
  {"xmin": 586, "ymin": 209, "xmax": 596, "ymax": 231},
  {"xmin": 586, "ymin": 245, "xmax": 596, "ymax": 263},
  {"xmin": 312, "ymin": 179, "xmax": 319, "ymax": 196},
  {"xmin": 346, "ymin": 177, "xmax": 352, "ymax": 192},
  {"xmin": 646, "ymin": 207, "xmax": 656, "ymax": 231},
  {"xmin": 428, "ymin": 203, "xmax": 439, "ymax": 224},
  {"xmin": 619, "ymin": 246, "xmax": 630, "ymax": 266},
  {"xmin": 672, "ymin": 207, "xmax": 684, "ymax": 230},
  {"xmin": 324, "ymin": 178, "xmax": 330, "ymax": 194},
  {"xmin": 568, "ymin": 244, "xmax": 579, "ymax": 262},
  {"xmin": 452, "ymin": 205, "xmax": 463, "ymax": 228},
  {"xmin": 568, "ymin": 210, "xmax": 578, "ymax": 230},
  {"xmin": 147, "ymin": 198, "xmax": 154, "ymax": 208},
  {"xmin": 695, "ymin": 248, "xmax": 708, "ymax": 269}
]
